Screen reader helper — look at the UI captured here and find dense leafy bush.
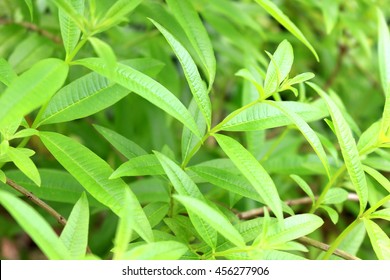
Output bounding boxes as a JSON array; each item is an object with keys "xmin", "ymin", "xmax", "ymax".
[{"xmin": 0, "ymin": 0, "xmax": 389, "ymax": 260}]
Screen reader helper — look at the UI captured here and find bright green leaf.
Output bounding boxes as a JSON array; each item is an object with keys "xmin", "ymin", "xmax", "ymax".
[
  {"xmin": 110, "ymin": 154, "xmax": 164, "ymax": 178},
  {"xmin": 7, "ymin": 147, "xmax": 40, "ymax": 186},
  {"xmin": 364, "ymin": 218, "xmax": 390, "ymax": 260},
  {"xmin": 290, "ymin": 175, "xmax": 315, "ymax": 205},
  {"xmin": 370, "ymin": 208, "xmax": 390, "ymax": 222},
  {"xmin": 98, "ymin": 0, "xmax": 143, "ymax": 30},
  {"xmin": 51, "ymin": 0, "xmax": 85, "ymax": 33},
  {"xmin": 0, "ymin": 58, "xmax": 17, "ymax": 86},
  {"xmin": 363, "ymin": 164, "xmax": 390, "ymax": 193},
  {"xmin": 323, "ymin": 188, "xmax": 349, "ymax": 205},
  {"xmin": 123, "ymin": 241, "xmax": 187, "ymax": 260},
  {"xmin": 88, "ymin": 37, "xmax": 116, "ymax": 71},
  {"xmin": 377, "ymin": 8, "xmax": 390, "ymax": 94},
  {"xmin": 319, "ymin": 205, "xmax": 339, "ymax": 224}
]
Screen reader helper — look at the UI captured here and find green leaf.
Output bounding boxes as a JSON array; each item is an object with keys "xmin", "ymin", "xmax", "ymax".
[
  {"xmin": 364, "ymin": 218, "xmax": 390, "ymax": 260},
  {"xmin": 24, "ymin": 0, "xmax": 34, "ymax": 20},
  {"xmin": 254, "ymin": 0, "xmax": 318, "ymax": 61},
  {"xmin": 329, "ymin": 222, "xmax": 365, "ymax": 260},
  {"xmin": 166, "ymin": 0, "xmax": 216, "ymax": 90},
  {"xmin": 60, "ymin": 192, "xmax": 89, "ymax": 259},
  {"xmin": 93, "ymin": 125, "xmax": 146, "ymax": 159},
  {"xmin": 0, "ymin": 170, "xmax": 6, "ymax": 183},
  {"xmin": 319, "ymin": 205, "xmax": 339, "ymax": 224},
  {"xmin": 181, "ymin": 98, "xmax": 207, "ymax": 164},
  {"xmin": 308, "ymin": 82, "xmax": 368, "ymax": 214},
  {"xmin": 154, "ymin": 151, "xmax": 217, "ymax": 248},
  {"xmin": 0, "ymin": 58, "xmax": 17, "ymax": 86},
  {"xmin": 150, "ymin": 18, "xmax": 211, "ymax": 128},
  {"xmin": 221, "ymin": 100, "xmax": 328, "ymax": 131},
  {"xmin": 265, "ymin": 214, "xmax": 323, "ymax": 245},
  {"xmin": 265, "ymin": 100, "xmax": 331, "ymax": 178},
  {"xmin": 113, "ymin": 188, "xmax": 134, "ymax": 260},
  {"xmin": 363, "ymin": 164, "xmax": 390, "ymax": 193},
  {"xmin": 110, "ymin": 154, "xmax": 164, "ymax": 178},
  {"xmin": 264, "ymin": 40, "xmax": 294, "ymax": 94},
  {"xmin": 290, "ymin": 175, "xmax": 315, "ymax": 205},
  {"xmin": 7, "ymin": 147, "xmax": 40, "ymax": 186},
  {"xmin": 174, "ymin": 195, "xmax": 245, "ymax": 248},
  {"xmin": 322, "ymin": 188, "xmax": 349, "ymax": 205},
  {"xmin": 39, "ymin": 131, "xmax": 153, "ymax": 242},
  {"xmin": 370, "ymin": 208, "xmax": 390, "ymax": 222},
  {"xmin": 59, "ymin": 0, "xmax": 84, "ymax": 57},
  {"xmin": 51, "ymin": 0, "xmax": 85, "ymax": 32},
  {"xmin": 88, "ymin": 37, "xmax": 116, "ymax": 71},
  {"xmin": 123, "ymin": 241, "xmax": 187, "ymax": 260},
  {"xmin": 213, "ymin": 134, "xmax": 283, "ymax": 220},
  {"xmin": 0, "ymin": 58, "xmax": 68, "ymax": 129},
  {"xmin": 0, "ymin": 190, "xmax": 70, "ymax": 259},
  {"xmin": 377, "ymin": 8, "xmax": 390, "ymax": 94},
  {"xmin": 38, "ymin": 72, "xmax": 129, "ymax": 126},
  {"xmin": 98, "ymin": 0, "xmax": 143, "ymax": 30},
  {"xmin": 287, "ymin": 72, "xmax": 315, "ymax": 86},
  {"xmin": 11, "ymin": 128, "xmax": 39, "ymax": 139},
  {"xmin": 75, "ymin": 58, "xmax": 200, "ymax": 137}
]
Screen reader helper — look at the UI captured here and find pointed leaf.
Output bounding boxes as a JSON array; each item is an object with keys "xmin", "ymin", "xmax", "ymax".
[
  {"xmin": 75, "ymin": 58, "xmax": 200, "ymax": 137},
  {"xmin": 0, "ymin": 190, "xmax": 70, "ymax": 259},
  {"xmin": 364, "ymin": 218, "xmax": 390, "ymax": 260},
  {"xmin": 60, "ymin": 192, "xmax": 89, "ymax": 259},
  {"xmin": 39, "ymin": 131, "xmax": 153, "ymax": 242},
  {"xmin": 123, "ymin": 241, "xmax": 187, "ymax": 260},
  {"xmin": 0, "ymin": 58, "xmax": 68, "ymax": 129},
  {"xmin": 319, "ymin": 205, "xmax": 339, "ymax": 224},
  {"xmin": 290, "ymin": 175, "xmax": 315, "ymax": 205},
  {"xmin": 51, "ymin": 0, "xmax": 85, "ymax": 32},
  {"xmin": 110, "ymin": 154, "xmax": 164, "ymax": 178},
  {"xmin": 99, "ymin": 0, "xmax": 143, "ymax": 29},
  {"xmin": 213, "ymin": 134, "xmax": 283, "ymax": 220},
  {"xmin": 255, "ymin": 0, "xmax": 319, "ymax": 61},
  {"xmin": 150, "ymin": 18, "xmax": 211, "ymax": 128},
  {"xmin": 308, "ymin": 82, "xmax": 368, "ymax": 214},
  {"xmin": 166, "ymin": 0, "xmax": 216, "ymax": 89},
  {"xmin": 174, "ymin": 195, "xmax": 245, "ymax": 248},
  {"xmin": 377, "ymin": 8, "xmax": 390, "ymax": 94},
  {"xmin": 0, "ymin": 58, "xmax": 17, "ymax": 86},
  {"xmin": 370, "ymin": 208, "xmax": 390, "ymax": 222},
  {"xmin": 88, "ymin": 37, "xmax": 116, "ymax": 71},
  {"xmin": 7, "ymin": 147, "xmax": 40, "ymax": 186},
  {"xmin": 363, "ymin": 164, "xmax": 390, "ymax": 193}
]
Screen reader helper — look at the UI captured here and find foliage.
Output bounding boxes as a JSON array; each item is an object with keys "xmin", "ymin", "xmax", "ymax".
[{"xmin": 0, "ymin": 0, "xmax": 389, "ymax": 260}]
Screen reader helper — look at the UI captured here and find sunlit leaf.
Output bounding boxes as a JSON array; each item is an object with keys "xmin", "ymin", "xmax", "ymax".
[
  {"xmin": 364, "ymin": 218, "xmax": 390, "ymax": 260},
  {"xmin": 123, "ymin": 241, "xmax": 187, "ymax": 260}
]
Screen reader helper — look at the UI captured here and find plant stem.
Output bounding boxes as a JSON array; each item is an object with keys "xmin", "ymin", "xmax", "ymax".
[{"xmin": 5, "ymin": 178, "xmax": 67, "ymax": 226}]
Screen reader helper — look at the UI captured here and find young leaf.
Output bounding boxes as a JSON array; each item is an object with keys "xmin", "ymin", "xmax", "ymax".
[
  {"xmin": 123, "ymin": 241, "xmax": 188, "ymax": 260},
  {"xmin": 290, "ymin": 175, "xmax": 315, "ymax": 205},
  {"xmin": 254, "ymin": 0, "xmax": 319, "ymax": 61},
  {"xmin": 213, "ymin": 134, "xmax": 283, "ymax": 220},
  {"xmin": 59, "ymin": 0, "xmax": 84, "ymax": 57},
  {"xmin": 370, "ymin": 208, "xmax": 390, "ymax": 222},
  {"xmin": 308, "ymin": 82, "xmax": 368, "ymax": 214},
  {"xmin": 0, "ymin": 58, "xmax": 68, "ymax": 129},
  {"xmin": 98, "ymin": 0, "xmax": 143, "ymax": 30},
  {"xmin": 7, "ymin": 147, "xmax": 40, "ymax": 186},
  {"xmin": 75, "ymin": 58, "xmax": 200, "ymax": 137},
  {"xmin": 39, "ymin": 131, "xmax": 153, "ymax": 242},
  {"xmin": 265, "ymin": 100, "xmax": 331, "ymax": 178},
  {"xmin": 166, "ymin": 0, "xmax": 216, "ymax": 90},
  {"xmin": 264, "ymin": 40, "xmax": 294, "ymax": 94},
  {"xmin": 150, "ymin": 18, "xmax": 212, "ymax": 128},
  {"xmin": 220, "ymin": 100, "xmax": 328, "ymax": 131},
  {"xmin": 363, "ymin": 218, "xmax": 390, "ymax": 260},
  {"xmin": 60, "ymin": 192, "xmax": 89, "ymax": 259},
  {"xmin": 363, "ymin": 164, "xmax": 390, "ymax": 193},
  {"xmin": 110, "ymin": 154, "xmax": 164, "ymax": 178},
  {"xmin": 322, "ymin": 188, "xmax": 349, "ymax": 205},
  {"xmin": 0, "ymin": 190, "xmax": 70, "ymax": 259},
  {"xmin": 51, "ymin": 0, "xmax": 85, "ymax": 32},
  {"xmin": 265, "ymin": 214, "xmax": 323, "ymax": 245},
  {"xmin": 319, "ymin": 205, "xmax": 339, "ymax": 224},
  {"xmin": 0, "ymin": 58, "xmax": 17, "ymax": 86},
  {"xmin": 88, "ymin": 37, "xmax": 117, "ymax": 71},
  {"xmin": 93, "ymin": 124, "xmax": 147, "ymax": 159},
  {"xmin": 377, "ymin": 8, "xmax": 390, "ymax": 94},
  {"xmin": 174, "ymin": 195, "xmax": 245, "ymax": 248}
]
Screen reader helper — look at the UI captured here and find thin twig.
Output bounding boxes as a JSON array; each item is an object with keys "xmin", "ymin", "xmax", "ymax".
[
  {"xmin": 6, "ymin": 178, "xmax": 67, "ymax": 226},
  {"xmin": 324, "ymin": 43, "xmax": 348, "ymax": 90},
  {"xmin": 298, "ymin": 236, "xmax": 360, "ymax": 260},
  {"xmin": 0, "ymin": 18, "xmax": 62, "ymax": 44},
  {"xmin": 237, "ymin": 193, "xmax": 359, "ymax": 220}
]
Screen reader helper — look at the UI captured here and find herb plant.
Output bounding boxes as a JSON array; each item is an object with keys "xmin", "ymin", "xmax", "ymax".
[{"xmin": 0, "ymin": 0, "xmax": 389, "ymax": 260}]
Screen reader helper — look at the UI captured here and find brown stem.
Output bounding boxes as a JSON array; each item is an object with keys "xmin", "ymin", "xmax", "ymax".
[
  {"xmin": 324, "ymin": 43, "xmax": 348, "ymax": 90},
  {"xmin": 0, "ymin": 18, "xmax": 62, "ymax": 44},
  {"xmin": 298, "ymin": 236, "xmax": 360, "ymax": 260},
  {"xmin": 237, "ymin": 193, "xmax": 359, "ymax": 220},
  {"xmin": 6, "ymin": 178, "xmax": 67, "ymax": 225}
]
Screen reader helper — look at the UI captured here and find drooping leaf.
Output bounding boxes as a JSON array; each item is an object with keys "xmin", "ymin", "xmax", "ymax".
[
  {"xmin": 7, "ymin": 147, "xmax": 40, "ymax": 186},
  {"xmin": 221, "ymin": 100, "xmax": 328, "ymax": 131},
  {"xmin": 110, "ymin": 154, "xmax": 164, "ymax": 178},
  {"xmin": 39, "ymin": 131, "xmax": 153, "ymax": 242},
  {"xmin": 93, "ymin": 124, "xmax": 147, "ymax": 159},
  {"xmin": 150, "ymin": 18, "xmax": 211, "ymax": 128},
  {"xmin": 75, "ymin": 58, "xmax": 200, "ymax": 137},
  {"xmin": 0, "ymin": 58, "xmax": 68, "ymax": 129},
  {"xmin": 0, "ymin": 190, "xmax": 70, "ymax": 260},
  {"xmin": 0, "ymin": 58, "xmax": 17, "ymax": 86},
  {"xmin": 60, "ymin": 192, "xmax": 89, "ymax": 259},
  {"xmin": 377, "ymin": 8, "xmax": 390, "ymax": 94},
  {"xmin": 174, "ymin": 195, "xmax": 245, "ymax": 248},
  {"xmin": 264, "ymin": 40, "xmax": 294, "ymax": 94},
  {"xmin": 254, "ymin": 0, "xmax": 319, "ymax": 61},
  {"xmin": 266, "ymin": 100, "xmax": 331, "ymax": 178},
  {"xmin": 363, "ymin": 218, "xmax": 390, "ymax": 260},
  {"xmin": 59, "ymin": 0, "xmax": 84, "ymax": 57},
  {"xmin": 166, "ymin": 0, "xmax": 216, "ymax": 89},
  {"xmin": 308, "ymin": 82, "xmax": 368, "ymax": 214},
  {"xmin": 123, "ymin": 241, "xmax": 187, "ymax": 260},
  {"xmin": 290, "ymin": 175, "xmax": 315, "ymax": 205},
  {"xmin": 213, "ymin": 134, "xmax": 283, "ymax": 220},
  {"xmin": 265, "ymin": 214, "xmax": 323, "ymax": 245}
]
